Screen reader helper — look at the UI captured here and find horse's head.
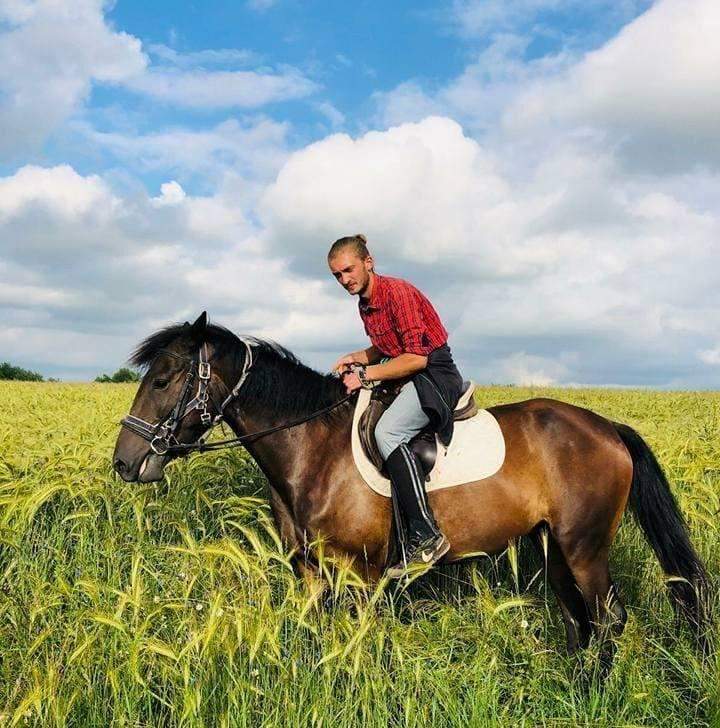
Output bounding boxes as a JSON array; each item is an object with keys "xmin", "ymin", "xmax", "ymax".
[{"xmin": 113, "ymin": 311, "xmax": 217, "ymax": 482}]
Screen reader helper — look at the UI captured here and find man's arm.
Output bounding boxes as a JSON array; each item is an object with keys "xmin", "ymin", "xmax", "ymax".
[
  {"xmin": 363, "ymin": 284, "xmax": 430, "ymax": 381},
  {"xmin": 366, "ymin": 352, "xmax": 427, "ymax": 381},
  {"xmin": 332, "ymin": 345, "xmax": 383, "ymax": 372}
]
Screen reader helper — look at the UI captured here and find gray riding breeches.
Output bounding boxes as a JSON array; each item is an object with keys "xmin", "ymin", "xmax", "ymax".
[{"xmin": 374, "ymin": 380, "xmax": 430, "ymax": 461}]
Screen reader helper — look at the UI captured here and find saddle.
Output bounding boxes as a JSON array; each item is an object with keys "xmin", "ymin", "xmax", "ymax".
[{"xmin": 358, "ymin": 378, "xmax": 478, "ymax": 479}]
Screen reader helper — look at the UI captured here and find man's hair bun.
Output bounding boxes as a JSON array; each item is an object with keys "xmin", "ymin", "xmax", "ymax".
[{"xmin": 328, "ymin": 234, "xmax": 371, "ymax": 261}]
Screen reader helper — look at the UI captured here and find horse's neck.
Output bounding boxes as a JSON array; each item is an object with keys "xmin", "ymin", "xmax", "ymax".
[{"xmin": 219, "ymin": 365, "xmax": 351, "ymax": 504}]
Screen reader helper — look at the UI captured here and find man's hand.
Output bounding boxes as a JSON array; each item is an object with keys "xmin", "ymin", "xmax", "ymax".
[
  {"xmin": 332, "ymin": 353, "xmax": 357, "ymax": 374},
  {"xmin": 342, "ymin": 371, "xmax": 363, "ymax": 394}
]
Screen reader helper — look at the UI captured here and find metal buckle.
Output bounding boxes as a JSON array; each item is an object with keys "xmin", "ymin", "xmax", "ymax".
[
  {"xmin": 200, "ymin": 411, "xmax": 212, "ymax": 425},
  {"xmin": 198, "ymin": 362, "xmax": 211, "ymax": 380},
  {"xmin": 150, "ymin": 436, "xmax": 169, "ymax": 455}
]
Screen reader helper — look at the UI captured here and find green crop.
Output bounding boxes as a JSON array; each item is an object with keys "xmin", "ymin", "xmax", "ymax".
[{"xmin": 1, "ymin": 382, "xmax": 718, "ymax": 726}]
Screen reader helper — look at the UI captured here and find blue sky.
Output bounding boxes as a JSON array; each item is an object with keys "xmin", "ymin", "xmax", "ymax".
[{"xmin": 1, "ymin": 0, "xmax": 719, "ymax": 387}]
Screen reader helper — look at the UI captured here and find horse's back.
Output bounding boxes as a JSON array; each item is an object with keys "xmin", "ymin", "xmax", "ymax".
[
  {"xmin": 485, "ymin": 396, "xmax": 633, "ymax": 527},
  {"xmin": 488, "ymin": 396, "xmax": 627, "ymax": 447}
]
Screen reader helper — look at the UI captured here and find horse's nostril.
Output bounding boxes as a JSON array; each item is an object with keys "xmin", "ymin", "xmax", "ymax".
[{"xmin": 114, "ymin": 457, "xmax": 128, "ymax": 474}]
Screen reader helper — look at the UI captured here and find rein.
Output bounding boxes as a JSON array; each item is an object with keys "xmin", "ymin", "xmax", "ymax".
[{"xmin": 120, "ymin": 341, "xmax": 355, "ymax": 455}]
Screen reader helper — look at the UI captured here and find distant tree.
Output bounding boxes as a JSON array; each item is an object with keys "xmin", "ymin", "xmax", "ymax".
[
  {"xmin": 95, "ymin": 367, "xmax": 141, "ymax": 383},
  {"xmin": 0, "ymin": 362, "xmax": 44, "ymax": 381}
]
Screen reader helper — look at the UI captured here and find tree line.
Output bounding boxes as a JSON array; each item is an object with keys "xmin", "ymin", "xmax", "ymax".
[
  {"xmin": 0, "ymin": 362, "xmax": 140, "ymax": 383},
  {"xmin": 0, "ymin": 362, "xmax": 45, "ymax": 381}
]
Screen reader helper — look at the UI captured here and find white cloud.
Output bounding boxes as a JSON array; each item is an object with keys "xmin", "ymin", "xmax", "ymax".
[
  {"xmin": 0, "ymin": 325, "xmax": 132, "ymax": 375},
  {"xmin": 257, "ymin": 115, "xmax": 720, "ymax": 387},
  {"xmin": 0, "ymin": 163, "xmax": 361, "ymax": 379},
  {"xmin": 505, "ymin": 0, "xmax": 720, "ymax": 170},
  {"xmin": 451, "ymin": 0, "xmax": 569, "ymax": 37},
  {"xmin": 76, "ymin": 117, "xmax": 291, "ymax": 182},
  {"xmin": 2, "ymin": 0, "xmax": 720, "ymax": 387},
  {"xmin": 373, "ymin": 34, "xmax": 574, "ymax": 134},
  {"xmin": 123, "ymin": 66, "xmax": 318, "ymax": 109},
  {"xmin": 372, "ymin": 81, "xmax": 444, "ymax": 128},
  {"xmin": 151, "ymin": 181, "xmax": 186, "ymax": 207},
  {"xmin": 378, "ymin": 0, "xmax": 720, "ymax": 173},
  {"xmin": 0, "ymin": 0, "xmax": 36, "ymax": 23},
  {"xmin": 261, "ymin": 117, "xmax": 524, "ymax": 270},
  {"xmin": 699, "ymin": 348, "xmax": 720, "ymax": 366},
  {"xmin": 0, "ymin": 164, "xmax": 118, "ymax": 221},
  {"xmin": 147, "ymin": 44, "xmax": 259, "ymax": 68},
  {"xmin": 0, "ymin": 0, "xmax": 146, "ymax": 156},
  {"xmin": 449, "ymin": 0, "xmax": 651, "ymax": 38},
  {"xmin": 315, "ymin": 101, "xmax": 346, "ymax": 128},
  {"xmin": 494, "ymin": 351, "xmax": 571, "ymax": 386},
  {"xmin": 0, "ymin": 0, "xmax": 316, "ymax": 160}
]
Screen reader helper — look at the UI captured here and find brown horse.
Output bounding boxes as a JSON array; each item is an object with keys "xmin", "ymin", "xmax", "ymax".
[{"xmin": 113, "ymin": 313, "xmax": 709, "ymax": 668}]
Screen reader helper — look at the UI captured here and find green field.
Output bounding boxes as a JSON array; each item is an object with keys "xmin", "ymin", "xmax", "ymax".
[{"xmin": 1, "ymin": 382, "xmax": 719, "ymax": 726}]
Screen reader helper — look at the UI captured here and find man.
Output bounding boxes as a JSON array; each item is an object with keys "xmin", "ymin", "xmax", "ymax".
[{"xmin": 328, "ymin": 234, "xmax": 464, "ymax": 578}]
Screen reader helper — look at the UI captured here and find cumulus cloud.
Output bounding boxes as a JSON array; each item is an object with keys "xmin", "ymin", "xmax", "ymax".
[
  {"xmin": 0, "ymin": 164, "xmax": 117, "ymax": 221},
  {"xmin": 2, "ymin": 0, "xmax": 719, "ymax": 388},
  {"xmin": 151, "ymin": 181, "xmax": 186, "ymax": 207},
  {"xmin": 258, "ymin": 115, "xmax": 720, "ymax": 387},
  {"xmin": 0, "ymin": 163, "xmax": 360, "ymax": 379},
  {"xmin": 0, "ymin": 1, "xmax": 317, "ymax": 161},
  {"xmin": 378, "ymin": 0, "xmax": 720, "ymax": 174},
  {"xmin": 505, "ymin": 0, "xmax": 720, "ymax": 171},
  {"xmin": 373, "ymin": 34, "xmax": 574, "ymax": 134},
  {"xmin": 261, "ymin": 117, "xmax": 524, "ymax": 271},
  {"xmin": 0, "ymin": 0, "xmax": 147, "ymax": 157}
]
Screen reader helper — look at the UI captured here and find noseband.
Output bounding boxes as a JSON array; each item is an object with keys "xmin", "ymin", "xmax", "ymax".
[
  {"xmin": 120, "ymin": 339, "xmax": 254, "ymax": 455},
  {"xmin": 120, "ymin": 339, "xmax": 354, "ymax": 455}
]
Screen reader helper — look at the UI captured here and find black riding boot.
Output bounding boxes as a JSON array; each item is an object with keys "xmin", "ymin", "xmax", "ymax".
[{"xmin": 385, "ymin": 443, "xmax": 449, "ymax": 578}]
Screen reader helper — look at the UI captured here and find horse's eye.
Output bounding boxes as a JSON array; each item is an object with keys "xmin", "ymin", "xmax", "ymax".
[{"xmin": 152, "ymin": 379, "xmax": 169, "ymax": 390}]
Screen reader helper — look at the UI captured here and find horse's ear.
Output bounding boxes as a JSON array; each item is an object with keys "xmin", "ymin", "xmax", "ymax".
[{"xmin": 189, "ymin": 311, "xmax": 207, "ymax": 341}]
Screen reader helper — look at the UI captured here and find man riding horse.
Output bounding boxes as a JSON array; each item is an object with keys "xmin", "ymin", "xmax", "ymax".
[{"xmin": 328, "ymin": 234, "xmax": 464, "ymax": 577}]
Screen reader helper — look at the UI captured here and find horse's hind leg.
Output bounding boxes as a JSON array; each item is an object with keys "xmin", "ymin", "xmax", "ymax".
[
  {"xmin": 563, "ymin": 546, "xmax": 628, "ymax": 673},
  {"xmin": 531, "ymin": 527, "xmax": 591, "ymax": 653}
]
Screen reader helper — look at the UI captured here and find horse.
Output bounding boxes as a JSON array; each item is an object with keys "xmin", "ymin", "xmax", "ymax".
[{"xmin": 113, "ymin": 312, "xmax": 709, "ymax": 669}]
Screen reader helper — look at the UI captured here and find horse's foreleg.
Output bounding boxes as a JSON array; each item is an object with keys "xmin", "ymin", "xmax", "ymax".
[{"xmin": 267, "ymin": 487, "xmax": 315, "ymax": 577}]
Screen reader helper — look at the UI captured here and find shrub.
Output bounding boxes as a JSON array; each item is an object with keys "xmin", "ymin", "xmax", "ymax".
[{"xmin": 94, "ymin": 367, "xmax": 141, "ymax": 383}]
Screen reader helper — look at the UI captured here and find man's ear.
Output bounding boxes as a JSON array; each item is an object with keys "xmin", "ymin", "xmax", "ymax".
[
  {"xmin": 189, "ymin": 311, "xmax": 208, "ymax": 341},
  {"xmin": 365, "ymin": 255, "xmax": 374, "ymax": 272}
]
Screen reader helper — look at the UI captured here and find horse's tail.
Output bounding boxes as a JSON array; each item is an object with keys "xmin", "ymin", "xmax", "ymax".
[{"xmin": 614, "ymin": 422, "xmax": 710, "ymax": 638}]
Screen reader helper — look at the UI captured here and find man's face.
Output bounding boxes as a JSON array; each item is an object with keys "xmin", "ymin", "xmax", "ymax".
[{"xmin": 328, "ymin": 250, "xmax": 373, "ymax": 296}]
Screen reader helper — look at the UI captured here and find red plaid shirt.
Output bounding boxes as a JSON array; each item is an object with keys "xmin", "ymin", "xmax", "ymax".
[{"xmin": 358, "ymin": 273, "xmax": 448, "ymax": 357}]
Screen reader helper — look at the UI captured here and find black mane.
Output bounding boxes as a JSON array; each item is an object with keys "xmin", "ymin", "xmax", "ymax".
[{"xmin": 130, "ymin": 322, "xmax": 350, "ymax": 425}]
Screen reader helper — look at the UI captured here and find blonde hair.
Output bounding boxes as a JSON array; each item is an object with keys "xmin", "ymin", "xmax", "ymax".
[{"xmin": 327, "ymin": 234, "xmax": 370, "ymax": 261}]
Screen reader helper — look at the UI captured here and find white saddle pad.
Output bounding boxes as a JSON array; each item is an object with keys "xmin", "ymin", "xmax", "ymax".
[{"xmin": 351, "ymin": 388, "xmax": 506, "ymax": 498}]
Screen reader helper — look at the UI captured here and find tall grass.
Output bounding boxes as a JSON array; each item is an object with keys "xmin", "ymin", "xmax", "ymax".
[{"xmin": 1, "ymin": 382, "xmax": 718, "ymax": 726}]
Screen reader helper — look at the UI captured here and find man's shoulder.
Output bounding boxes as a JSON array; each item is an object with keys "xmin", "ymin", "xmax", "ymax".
[{"xmin": 378, "ymin": 274, "xmax": 423, "ymax": 297}]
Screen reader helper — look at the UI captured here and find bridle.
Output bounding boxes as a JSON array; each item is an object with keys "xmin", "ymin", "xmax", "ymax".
[{"xmin": 120, "ymin": 340, "xmax": 354, "ymax": 455}]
